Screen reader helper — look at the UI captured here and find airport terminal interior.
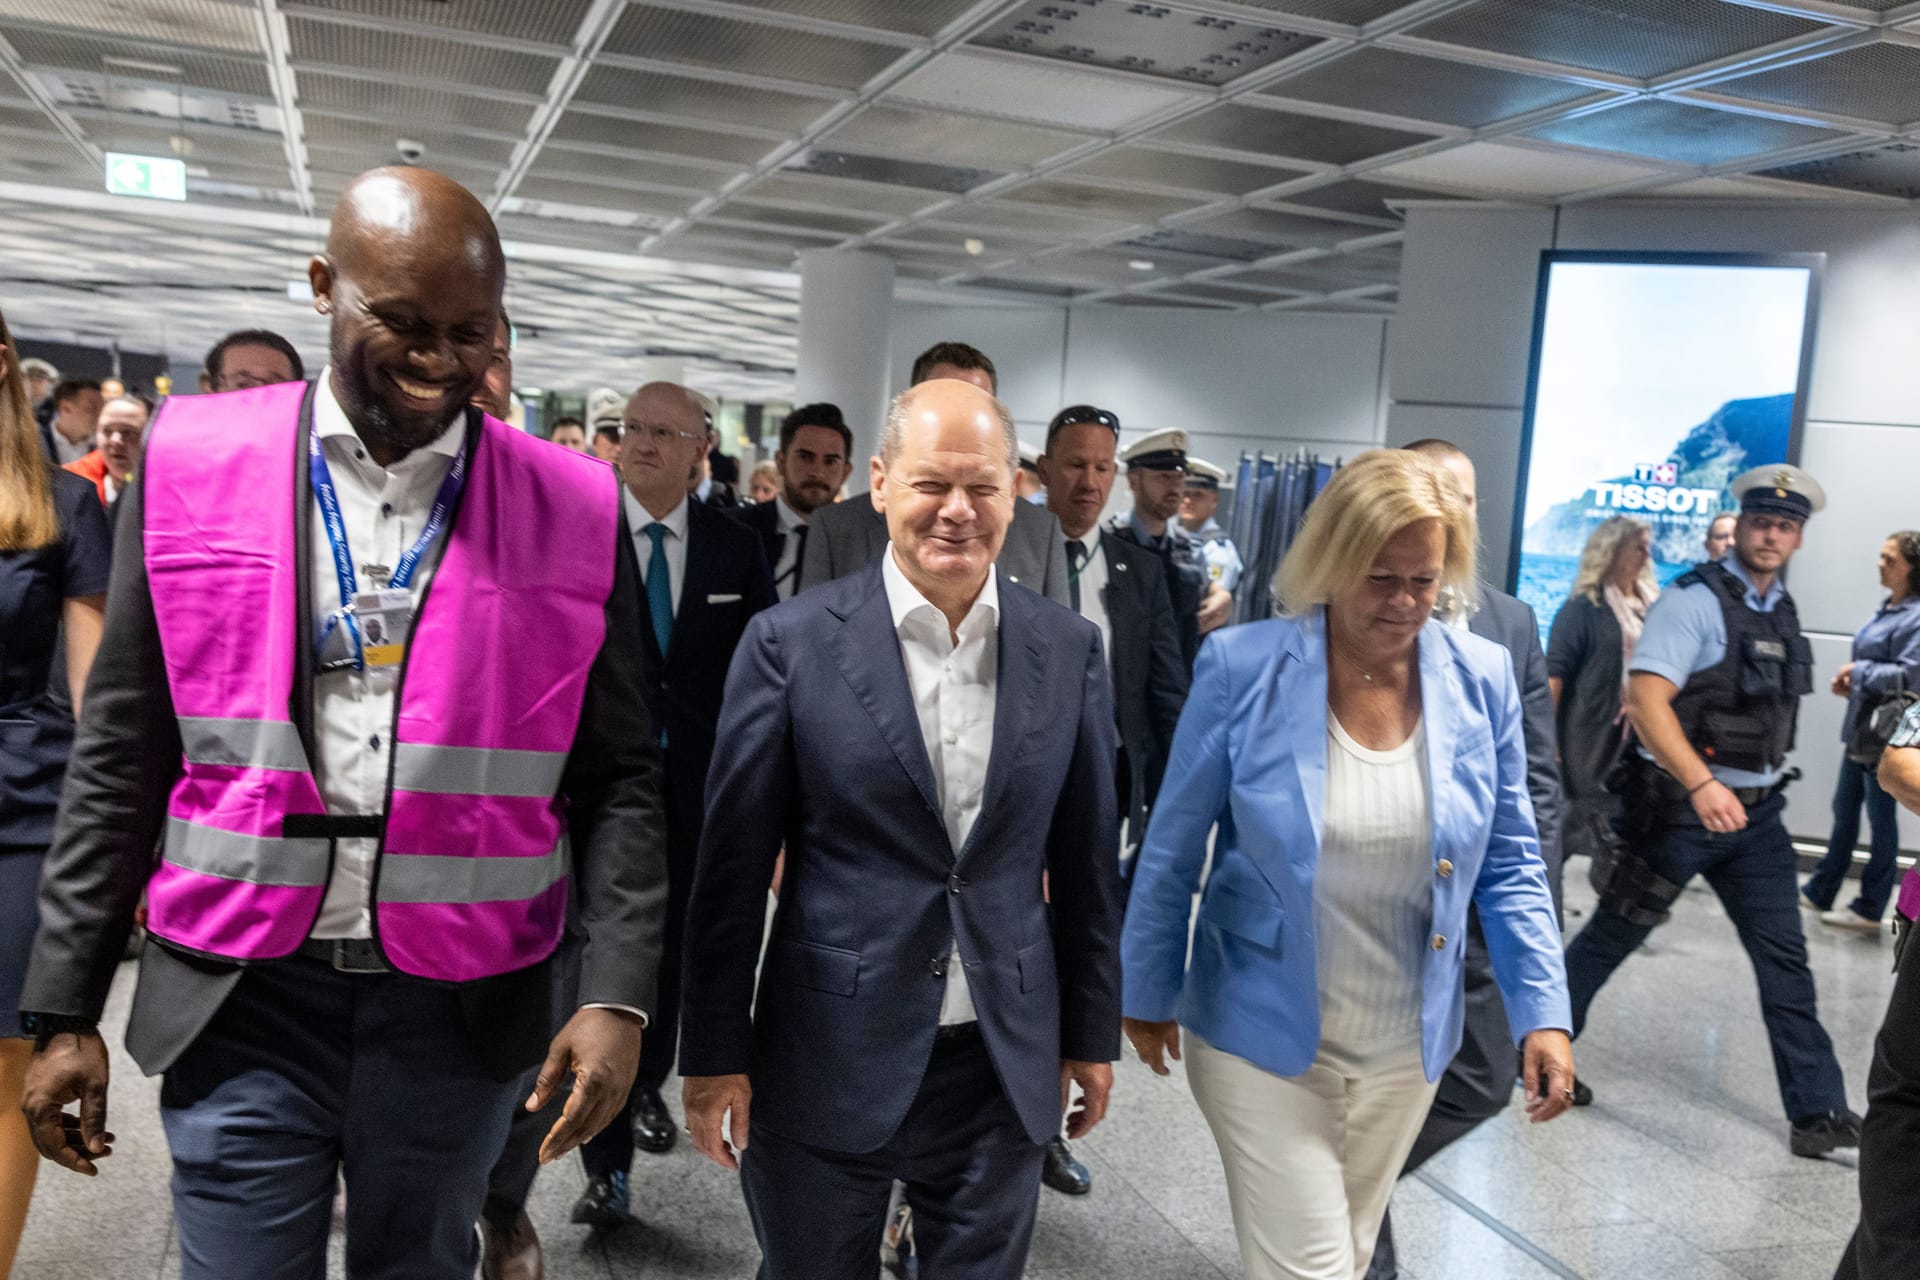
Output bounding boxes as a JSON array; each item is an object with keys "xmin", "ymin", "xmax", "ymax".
[{"xmin": 10, "ymin": 1, "xmax": 1920, "ymax": 1278}]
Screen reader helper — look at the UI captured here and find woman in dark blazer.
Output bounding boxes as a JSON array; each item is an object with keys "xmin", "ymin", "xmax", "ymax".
[
  {"xmin": 0, "ymin": 308, "xmax": 109, "ymax": 1274},
  {"xmin": 1547, "ymin": 516, "xmax": 1658, "ymax": 857}
]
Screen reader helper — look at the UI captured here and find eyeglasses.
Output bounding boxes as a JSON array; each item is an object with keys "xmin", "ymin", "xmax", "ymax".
[
  {"xmin": 621, "ymin": 422, "xmax": 707, "ymax": 446},
  {"xmin": 1049, "ymin": 405, "xmax": 1120, "ymax": 433},
  {"xmin": 214, "ymin": 373, "xmax": 281, "ymax": 391}
]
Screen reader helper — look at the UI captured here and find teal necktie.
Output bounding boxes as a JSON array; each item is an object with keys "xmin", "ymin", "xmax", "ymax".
[{"xmin": 644, "ymin": 523, "xmax": 673, "ymax": 656}]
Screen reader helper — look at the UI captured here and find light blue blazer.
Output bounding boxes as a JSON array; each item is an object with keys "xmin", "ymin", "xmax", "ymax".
[{"xmin": 1121, "ymin": 610, "xmax": 1571, "ymax": 1082}]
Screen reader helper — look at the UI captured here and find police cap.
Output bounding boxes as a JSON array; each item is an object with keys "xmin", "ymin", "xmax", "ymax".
[
  {"xmin": 1730, "ymin": 464, "xmax": 1825, "ymax": 522},
  {"xmin": 1121, "ymin": 428, "xmax": 1187, "ymax": 472},
  {"xmin": 1185, "ymin": 457, "xmax": 1228, "ymax": 490}
]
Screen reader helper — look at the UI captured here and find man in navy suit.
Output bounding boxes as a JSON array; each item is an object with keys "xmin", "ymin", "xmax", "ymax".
[
  {"xmin": 679, "ymin": 378, "xmax": 1124, "ymax": 1279},
  {"xmin": 734, "ymin": 402, "xmax": 854, "ymax": 600},
  {"xmin": 571, "ymin": 381, "xmax": 776, "ymax": 1231}
]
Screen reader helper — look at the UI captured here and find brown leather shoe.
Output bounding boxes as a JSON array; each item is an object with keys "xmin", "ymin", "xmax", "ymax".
[{"xmin": 480, "ymin": 1211, "xmax": 544, "ymax": 1280}]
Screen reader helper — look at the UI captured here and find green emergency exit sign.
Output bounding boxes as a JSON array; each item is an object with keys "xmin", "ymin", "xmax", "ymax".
[{"xmin": 104, "ymin": 152, "xmax": 187, "ymax": 202}]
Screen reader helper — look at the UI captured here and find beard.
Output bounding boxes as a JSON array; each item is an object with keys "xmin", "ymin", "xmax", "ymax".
[{"xmin": 333, "ymin": 356, "xmax": 467, "ymax": 457}]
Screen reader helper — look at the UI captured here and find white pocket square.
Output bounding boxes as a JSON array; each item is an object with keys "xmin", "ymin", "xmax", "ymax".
[{"xmin": 707, "ymin": 593, "xmax": 742, "ymax": 604}]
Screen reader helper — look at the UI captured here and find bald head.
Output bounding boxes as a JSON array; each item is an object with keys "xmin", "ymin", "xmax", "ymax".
[
  {"xmin": 879, "ymin": 378, "xmax": 1017, "ymax": 475},
  {"xmin": 620, "ymin": 381, "xmax": 711, "ymax": 516},
  {"xmin": 309, "ymin": 167, "xmax": 506, "ymax": 464}
]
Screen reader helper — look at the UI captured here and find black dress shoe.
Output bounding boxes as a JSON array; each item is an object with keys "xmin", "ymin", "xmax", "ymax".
[
  {"xmin": 570, "ymin": 1171, "xmax": 633, "ymax": 1231},
  {"xmin": 1041, "ymin": 1136, "xmax": 1092, "ymax": 1196},
  {"xmin": 632, "ymin": 1088, "xmax": 676, "ymax": 1154},
  {"xmin": 1791, "ymin": 1109, "xmax": 1863, "ymax": 1159}
]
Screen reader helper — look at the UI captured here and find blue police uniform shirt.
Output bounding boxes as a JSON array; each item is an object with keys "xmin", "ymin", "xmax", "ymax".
[
  {"xmin": 1630, "ymin": 554, "xmax": 1787, "ymax": 788},
  {"xmin": 1190, "ymin": 519, "xmax": 1244, "ymax": 593}
]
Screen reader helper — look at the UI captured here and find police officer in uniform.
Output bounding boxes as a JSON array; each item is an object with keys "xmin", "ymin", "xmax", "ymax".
[
  {"xmin": 1565, "ymin": 464, "xmax": 1861, "ymax": 1158},
  {"xmin": 1108, "ymin": 430, "xmax": 1227, "ymax": 669},
  {"xmin": 1180, "ymin": 457, "xmax": 1243, "ymax": 594}
]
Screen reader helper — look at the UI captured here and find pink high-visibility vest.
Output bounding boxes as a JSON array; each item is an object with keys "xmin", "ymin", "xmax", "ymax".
[{"xmin": 140, "ymin": 380, "xmax": 617, "ymax": 982}]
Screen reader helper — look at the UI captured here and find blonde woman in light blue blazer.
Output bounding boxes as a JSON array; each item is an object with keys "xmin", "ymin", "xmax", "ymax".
[{"xmin": 1121, "ymin": 450, "xmax": 1575, "ymax": 1280}]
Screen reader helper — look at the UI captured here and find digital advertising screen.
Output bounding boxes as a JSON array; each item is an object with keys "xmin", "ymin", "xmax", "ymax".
[{"xmin": 1509, "ymin": 252, "xmax": 1821, "ymax": 643}]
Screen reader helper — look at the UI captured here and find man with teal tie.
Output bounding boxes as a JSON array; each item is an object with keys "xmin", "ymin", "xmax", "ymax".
[{"xmin": 572, "ymin": 382, "xmax": 775, "ymax": 1233}]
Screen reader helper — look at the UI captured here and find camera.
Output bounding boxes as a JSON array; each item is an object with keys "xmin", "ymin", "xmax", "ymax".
[{"xmin": 395, "ymin": 138, "xmax": 425, "ymax": 164}]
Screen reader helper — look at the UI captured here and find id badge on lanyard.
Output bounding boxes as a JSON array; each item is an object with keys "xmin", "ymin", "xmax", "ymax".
[{"xmin": 311, "ymin": 423, "xmax": 468, "ymax": 673}]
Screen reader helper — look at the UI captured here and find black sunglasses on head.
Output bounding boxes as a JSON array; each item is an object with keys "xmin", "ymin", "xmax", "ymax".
[{"xmin": 1048, "ymin": 405, "xmax": 1120, "ymax": 434}]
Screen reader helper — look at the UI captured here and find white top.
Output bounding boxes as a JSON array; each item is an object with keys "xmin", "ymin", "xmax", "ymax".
[
  {"xmin": 881, "ymin": 544, "xmax": 998, "ymax": 1026},
  {"xmin": 623, "ymin": 488, "xmax": 689, "ymax": 615},
  {"xmin": 309, "ymin": 370, "xmax": 462, "ymax": 939},
  {"xmin": 1064, "ymin": 532, "xmax": 1111, "ymax": 668},
  {"xmin": 770, "ymin": 496, "xmax": 808, "ymax": 600},
  {"xmin": 51, "ymin": 429, "xmax": 93, "ymax": 467},
  {"xmin": 1314, "ymin": 713, "xmax": 1433, "ymax": 1062}
]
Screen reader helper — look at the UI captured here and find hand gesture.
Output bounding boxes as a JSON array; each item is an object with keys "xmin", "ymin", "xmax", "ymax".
[
  {"xmin": 21, "ymin": 1029, "xmax": 115, "ymax": 1175},
  {"xmin": 528, "ymin": 1007, "xmax": 643, "ymax": 1164}
]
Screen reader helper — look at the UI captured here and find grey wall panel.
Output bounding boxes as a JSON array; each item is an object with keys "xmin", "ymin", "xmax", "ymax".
[
  {"xmin": 1794, "ymin": 421, "xmax": 1920, "ymax": 637},
  {"xmin": 1386, "ymin": 403, "xmax": 1526, "ymax": 587},
  {"xmin": 1557, "ymin": 205, "xmax": 1920, "ymax": 430},
  {"xmin": 887, "ymin": 303, "xmax": 1069, "ymax": 433},
  {"xmin": 1388, "ymin": 206, "xmax": 1555, "ymax": 411},
  {"xmin": 1062, "ymin": 309, "xmax": 1388, "ymax": 445}
]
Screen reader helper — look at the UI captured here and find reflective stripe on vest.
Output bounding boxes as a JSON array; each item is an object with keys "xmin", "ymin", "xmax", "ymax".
[{"xmin": 140, "ymin": 383, "xmax": 617, "ymax": 981}]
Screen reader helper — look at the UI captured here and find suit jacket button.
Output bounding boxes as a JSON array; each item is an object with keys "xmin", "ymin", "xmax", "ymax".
[
  {"xmin": 929, "ymin": 956, "xmax": 947, "ymax": 977},
  {"xmin": 948, "ymin": 874, "xmax": 964, "ymax": 894},
  {"xmin": 1436, "ymin": 859, "xmax": 1454, "ymax": 879},
  {"xmin": 1431, "ymin": 934, "xmax": 1447, "ymax": 951}
]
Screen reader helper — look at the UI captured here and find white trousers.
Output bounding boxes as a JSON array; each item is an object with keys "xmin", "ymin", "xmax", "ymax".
[{"xmin": 1186, "ymin": 1031, "xmax": 1439, "ymax": 1280}]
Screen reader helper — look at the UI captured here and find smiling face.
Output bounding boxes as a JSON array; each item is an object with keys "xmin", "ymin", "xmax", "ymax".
[
  {"xmin": 872, "ymin": 383, "xmax": 1014, "ymax": 599},
  {"xmin": 309, "ymin": 169, "xmax": 504, "ymax": 459},
  {"xmin": 1040, "ymin": 421, "xmax": 1118, "ymax": 541},
  {"xmin": 1328, "ymin": 518, "xmax": 1445, "ymax": 665}
]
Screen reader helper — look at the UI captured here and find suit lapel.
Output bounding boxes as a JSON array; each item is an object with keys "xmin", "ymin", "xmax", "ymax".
[
  {"xmin": 671, "ymin": 504, "xmax": 718, "ymax": 661},
  {"xmin": 1418, "ymin": 621, "xmax": 1460, "ymax": 867},
  {"xmin": 860, "ymin": 499, "xmax": 888, "ymax": 562},
  {"xmin": 832, "ymin": 567, "xmax": 944, "ymax": 825},
  {"xmin": 1288, "ymin": 611, "xmax": 1328, "ymax": 854},
  {"xmin": 1099, "ymin": 533, "xmax": 1139, "ymax": 679},
  {"xmin": 961, "ymin": 579, "xmax": 1047, "ymax": 866}
]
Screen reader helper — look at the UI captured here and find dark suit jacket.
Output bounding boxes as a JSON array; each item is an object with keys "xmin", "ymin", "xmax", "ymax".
[
  {"xmin": 1467, "ymin": 585, "xmax": 1563, "ymax": 912},
  {"xmin": 632, "ymin": 498, "xmax": 776, "ymax": 863},
  {"xmin": 797, "ymin": 493, "xmax": 1071, "ymax": 607},
  {"xmin": 1096, "ymin": 533, "xmax": 1189, "ymax": 841},
  {"xmin": 21, "ymin": 393, "xmax": 670, "ymax": 1083},
  {"xmin": 678, "ymin": 564, "xmax": 1124, "ymax": 1152}
]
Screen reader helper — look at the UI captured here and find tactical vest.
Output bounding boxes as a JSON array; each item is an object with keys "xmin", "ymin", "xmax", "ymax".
[
  {"xmin": 140, "ymin": 380, "xmax": 618, "ymax": 982},
  {"xmin": 1668, "ymin": 561, "xmax": 1814, "ymax": 775}
]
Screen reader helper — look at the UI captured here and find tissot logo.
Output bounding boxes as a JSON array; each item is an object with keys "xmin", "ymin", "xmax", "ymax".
[{"xmin": 1633, "ymin": 462, "xmax": 1679, "ymax": 485}]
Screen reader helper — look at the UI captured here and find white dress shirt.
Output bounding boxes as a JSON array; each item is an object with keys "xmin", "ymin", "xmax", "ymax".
[
  {"xmin": 770, "ymin": 496, "xmax": 808, "ymax": 600},
  {"xmin": 309, "ymin": 371, "xmax": 462, "ymax": 939},
  {"xmin": 51, "ymin": 429, "xmax": 92, "ymax": 467},
  {"xmin": 623, "ymin": 488, "xmax": 689, "ymax": 615},
  {"xmin": 881, "ymin": 546, "xmax": 999, "ymax": 1026},
  {"xmin": 1065, "ymin": 532, "xmax": 1112, "ymax": 667}
]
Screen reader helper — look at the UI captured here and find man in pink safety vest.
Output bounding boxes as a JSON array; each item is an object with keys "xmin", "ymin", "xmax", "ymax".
[{"xmin": 15, "ymin": 167, "xmax": 668, "ymax": 1280}]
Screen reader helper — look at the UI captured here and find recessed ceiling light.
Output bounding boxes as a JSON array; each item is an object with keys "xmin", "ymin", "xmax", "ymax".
[
  {"xmin": 1129, "ymin": 259, "xmax": 1155, "ymax": 271},
  {"xmin": 963, "ymin": 237, "xmax": 985, "ymax": 256}
]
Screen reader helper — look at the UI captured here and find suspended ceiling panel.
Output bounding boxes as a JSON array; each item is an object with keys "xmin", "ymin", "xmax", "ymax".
[
  {"xmin": 1754, "ymin": 142, "xmax": 1920, "ymax": 198},
  {"xmin": 1224, "ymin": 0, "xmax": 1430, "ymax": 22},
  {"xmin": 298, "ymin": 73, "xmax": 538, "ymax": 134},
  {"xmin": 525, "ymin": 153, "xmax": 739, "ymax": 197},
  {"xmin": 971, "ymin": 2, "xmax": 1322, "ymax": 84},
  {"xmin": 1063, "ymin": 145, "xmax": 1311, "ymax": 196},
  {"xmin": 5, "ymin": 28, "xmax": 274, "ymax": 99},
  {"xmin": 572, "ymin": 65, "xmax": 832, "ymax": 133},
  {"xmin": 1149, "ymin": 103, "xmax": 1438, "ymax": 165},
  {"xmin": 1525, "ymin": 99, "xmax": 1849, "ymax": 166},
  {"xmin": 1269, "ymin": 177, "xmax": 1468, "ymax": 217},
  {"xmin": 782, "ymin": 148, "xmax": 1000, "ymax": 193},
  {"xmin": 0, "ymin": 0, "xmax": 259, "ymax": 51},
  {"xmin": 302, "ymin": 117, "xmax": 521, "ymax": 167},
  {"xmin": 547, "ymin": 112, "xmax": 779, "ymax": 165},
  {"xmin": 829, "ymin": 104, "xmax": 1094, "ymax": 169},
  {"xmin": 1259, "ymin": 47, "xmax": 1600, "ymax": 128},
  {"xmin": 757, "ymin": 0, "xmax": 986, "ymax": 38},
  {"xmin": 289, "ymin": 0, "xmax": 595, "ymax": 46},
  {"xmin": 756, "ymin": 171, "xmax": 949, "ymax": 218},
  {"xmin": 600, "ymin": 5, "xmax": 908, "ymax": 90},
  {"xmin": 1709, "ymin": 43, "xmax": 1920, "ymax": 126},
  {"xmin": 999, "ymin": 177, "xmax": 1207, "ymax": 222},
  {"xmin": 285, "ymin": 18, "xmax": 561, "ymax": 98},
  {"xmin": 1406, "ymin": 0, "xmax": 1831, "ymax": 79},
  {"xmin": 1369, "ymin": 139, "xmax": 1673, "ymax": 197},
  {"xmin": 886, "ymin": 48, "xmax": 1197, "ymax": 132}
]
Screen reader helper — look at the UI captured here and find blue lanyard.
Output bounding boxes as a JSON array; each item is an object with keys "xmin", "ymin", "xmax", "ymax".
[{"xmin": 311, "ymin": 420, "xmax": 469, "ymax": 671}]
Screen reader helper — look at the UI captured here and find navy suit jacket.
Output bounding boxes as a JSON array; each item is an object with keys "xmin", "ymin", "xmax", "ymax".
[
  {"xmin": 679, "ymin": 562, "xmax": 1124, "ymax": 1152},
  {"xmin": 631, "ymin": 498, "xmax": 776, "ymax": 862}
]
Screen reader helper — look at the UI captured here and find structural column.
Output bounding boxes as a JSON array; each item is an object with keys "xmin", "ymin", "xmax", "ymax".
[{"xmin": 794, "ymin": 248, "xmax": 895, "ymax": 467}]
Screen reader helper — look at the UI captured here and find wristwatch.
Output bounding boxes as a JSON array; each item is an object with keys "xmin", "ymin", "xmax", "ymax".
[{"xmin": 20, "ymin": 1012, "xmax": 97, "ymax": 1045}]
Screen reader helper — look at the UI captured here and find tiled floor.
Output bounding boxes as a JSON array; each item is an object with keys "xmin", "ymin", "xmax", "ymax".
[{"xmin": 12, "ymin": 870, "xmax": 1893, "ymax": 1279}]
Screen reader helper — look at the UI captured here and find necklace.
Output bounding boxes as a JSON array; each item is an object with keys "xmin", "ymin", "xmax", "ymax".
[{"xmin": 1333, "ymin": 637, "xmax": 1375, "ymax": 684}]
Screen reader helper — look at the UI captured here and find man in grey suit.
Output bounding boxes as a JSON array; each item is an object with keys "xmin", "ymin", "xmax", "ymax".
[
  {"xmin": 1368, "ymin": 438, "xmax": 1564, "ymax": 1280},
  {"xmin": 797, "ymin": 341, "xmax": 1070, "ymax": 605}
]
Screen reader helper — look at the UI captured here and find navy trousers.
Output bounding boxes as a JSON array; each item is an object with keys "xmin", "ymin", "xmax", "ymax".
[
  {"xmin": 1564, "ymin": 795, "xmax": 1848, "ymax": 1122},
  {"xmin": 1836, "ymin": 926, "xmax": 1920, "ymax": 1279},
  {"xmin": 160, "ymin": 956, "xmax": 520, "ymax": 1280},
  {"xmin": 739, "ymin": 1027, "xmax": 1045, "ymax": 1280},
  {"xmin": 1805, "ymin": 759, "xmax": 1904, "ymax": 920}
]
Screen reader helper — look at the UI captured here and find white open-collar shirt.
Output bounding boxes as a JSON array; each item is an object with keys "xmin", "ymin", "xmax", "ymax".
[{"xmin": 881, "ymin": 545, "xmax": 999, "ymax": 1026}]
